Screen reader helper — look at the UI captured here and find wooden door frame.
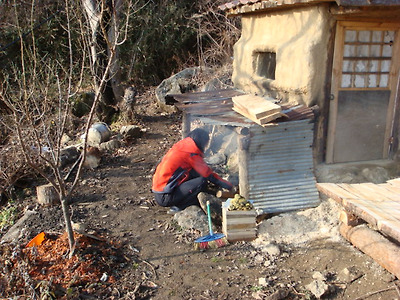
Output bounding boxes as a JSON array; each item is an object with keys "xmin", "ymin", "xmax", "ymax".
[{"xmin": 326, "ymin": 21, "xmax": 400, "ymax": 163}]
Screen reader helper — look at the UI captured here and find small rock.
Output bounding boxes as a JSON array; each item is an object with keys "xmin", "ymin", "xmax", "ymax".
[
  {"xmin": 312, "ymin": 271, "xmax": 326, "ymax": 281},
  {"xmin": 258, "ymin": 277, "xmax": 268, "ymax": 286},
  {"xmin": 261, "ymin": 243, "xmax": 281, "ymax": 256},
  {"xmin": 99, "ymin": 139, "xmax": 121, "ymax": 151},
  {"xmin": 337, "ymin": 266, "xmax": 363, "ymax": 283},
  {"xmin": 60, "ymin": 146, "xmax": 80, "ymax": 167},
  {"xmin": 120, "ymin": 125, "xmax": 143, "ymax": 139},
  {"xmin": 306, "ymin": 280, "xmax": 329, "ymax": 299},
  {"xmin": 254, "ymin": 254, "xmax": 264, "ymax": 264}
]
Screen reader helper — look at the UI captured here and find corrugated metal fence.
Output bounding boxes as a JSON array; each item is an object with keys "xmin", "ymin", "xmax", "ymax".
[{"xmin": 247, "ymin": 119, "xmax": 320, "ymax": 213}]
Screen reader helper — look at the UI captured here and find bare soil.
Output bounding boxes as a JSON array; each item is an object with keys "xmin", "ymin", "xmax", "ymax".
[{"xmin": 1, "ymin": 89, "xmax": 399, "ymax": 299}]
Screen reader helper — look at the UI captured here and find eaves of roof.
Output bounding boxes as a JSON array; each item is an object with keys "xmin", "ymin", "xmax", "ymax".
[{"xmin": 218, "ymin": 0, "xmax": 400, "ymax": 15}]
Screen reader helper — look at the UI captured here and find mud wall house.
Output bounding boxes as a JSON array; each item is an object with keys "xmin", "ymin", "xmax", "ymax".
[{"xmin": 219, "ymin": 0, "xmax": 400, "ymax": 164}]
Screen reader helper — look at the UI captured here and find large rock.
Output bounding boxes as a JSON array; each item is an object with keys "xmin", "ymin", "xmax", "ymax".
[
  {"xmin": 1, "ymin": 208, "xmax": 37, "ymax": 244},
  {"xmin": 155, "ymin": 67, "xmax": 201, "ymax": 109},
  {"xmin": 60, "ymin": 146, "xmax": 80, "ymax": 168},
  {"xmin": 173, "ymin": 205, "xmax": 209, "ymax": 235},
  {"xmin": 120, "ymin": 125, "xmax": 143, "ymax": 139}
]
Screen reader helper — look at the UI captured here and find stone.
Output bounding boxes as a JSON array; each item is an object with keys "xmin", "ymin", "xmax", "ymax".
[
  {"xmin": 83, "ymin": 147, "xmax": 101, "ymax": 169},
  {"xmin": 155, "ymin": 67, "xmax": 202, "ymax": 109},
  {"xmin": 261, "ymin": 243, "xmax": 281, "ymax": 256},
  {"xmin": 258, "ymin": 277, "xmax": 268, "ymax": 286},
  {"xmin": 60, "ymin": 146, "xmax": 80, "ymax": 168},
  {"xmin": 99, "ymin": 139, "xmax": 121, "ymax": 151},
  {"xmin": 201, "ymin": 77, "xmax": 231, "ymax": 92},
  {"xmin": 205, "ymin": 153, "xmax": 226, "ymax": 165},
  {"xmin": 173, "ymin": 205, "xmax": 209, "ymax": 235},
  {"xmin": 312, "ymin": 271, "xmax": 326, "ymax": 281},
  {"xmin": 361, "ymin": 167, "xmax": 389, "ymax": 184},
  {"xmin": 305, "ymin": 280, "xmax": 329, "ymax": 299},
  {"xmin": 1, "ymin": 208, "xmax": 37, "ymax": 244},
  {"xmin": 120, "ymin": 125, "xmax": 143, "ymax": 139},
  {"xmin": 337, "ymin": 266, "xmax": 363, "ymax": 283}
]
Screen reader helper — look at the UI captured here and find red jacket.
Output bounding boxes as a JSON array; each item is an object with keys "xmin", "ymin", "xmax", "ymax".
[{"xmin": 152, "ymin": 137, "xmax": 229, "ymax": 193}]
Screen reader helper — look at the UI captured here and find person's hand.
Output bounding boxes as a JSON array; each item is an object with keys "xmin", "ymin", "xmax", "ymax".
[{"xmin": 229, "ymin": 185, "xmax": 238, "ymax": 193}]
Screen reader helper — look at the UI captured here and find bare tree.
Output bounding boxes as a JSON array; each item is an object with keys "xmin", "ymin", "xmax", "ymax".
[
  {"xmin": 82, "ymin": 0, "xmax": 127, "ymax": 123},
  {"xmin": 1, "ymin": 0, "xmax": 130, "ymax": 256}
]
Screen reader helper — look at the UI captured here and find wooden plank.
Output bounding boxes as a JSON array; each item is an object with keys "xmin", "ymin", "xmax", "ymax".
[
  {"xmin": 224, "ymin": 217, "xmax": 256, "ymax": 224},
  {"xmin": 317, "ymin": 181, "xmax": 400, "ymax": 243},
  {"xmin": 343, "ymin": 198, "xmax": 400, "ymax": 242},
  {"xmin": 232, "ymin": 107, "xmax": 282, "ymax": 125},
  {"xmin": 359, "ymin": 183, "xmax": 400, "ymax": 202},
  {"xmin": 377, "ymin": 219, "xmax": 400, "ymax": 242},
  {"xmin": 379, "ymin": 183, "xmax": 400, "ymax": 194},
  {"xmin": 225, "ymin": 223, "xmax": 256, "ymax": 230},
  {"xmin": 316, "ymin": 183, "xmax": 361, "ymax": 204},
  {"xmin": 224, "ymin": 229, "xmax": 257, "ymax": 242},
  {"xmin": 336, "ymin": 183, "xmax": 393, "ymax": 202},
  {"xmin": 387, "ymin": 178, "xmax": 400, "ymax": 188},
  {"xmin": 232, "ymin": 94, "xmax": 281, "ymax": 119}
]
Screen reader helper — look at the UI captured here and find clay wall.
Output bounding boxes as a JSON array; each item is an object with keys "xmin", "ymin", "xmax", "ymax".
[{"xmin": 232, "ymin": 5, "xmax": 334, "ymax": 107}]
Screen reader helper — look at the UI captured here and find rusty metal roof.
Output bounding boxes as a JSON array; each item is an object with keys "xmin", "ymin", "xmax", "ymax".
[
  {"xmin": 218, "ymin": 0, "xmax": 400, "ymax": 13},
  {"xmin": 168, "ymin": 88, "xmax": 316, "ymax": 126}
]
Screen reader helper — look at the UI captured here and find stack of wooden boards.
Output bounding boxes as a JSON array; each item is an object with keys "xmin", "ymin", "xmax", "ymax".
[
  {"xmin": 222, "ymin": 205, "xmax": 257, "ymax": 242},
  {"xmin": 232, "ymin": 94, "xmax": 284, "ymax": 125}
]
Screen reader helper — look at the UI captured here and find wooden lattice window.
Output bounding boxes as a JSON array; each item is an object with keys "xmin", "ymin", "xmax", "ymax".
[{"xmin": 341, "ymin": 30, "xmax": 394, "ymax": 89}]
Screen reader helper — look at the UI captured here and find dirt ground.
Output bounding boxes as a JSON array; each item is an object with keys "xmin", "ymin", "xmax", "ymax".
[{"xmin": 1, "ymin": 89, "xmax": 400, "ymax": 299}]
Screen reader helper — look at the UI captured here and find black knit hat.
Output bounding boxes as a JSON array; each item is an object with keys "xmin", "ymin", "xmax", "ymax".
[{"xmin": 187, "ymin": 128, "xmax": 209, "ymax": 153}]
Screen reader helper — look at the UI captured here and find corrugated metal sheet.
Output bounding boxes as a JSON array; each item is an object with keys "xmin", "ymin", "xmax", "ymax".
[{"xmin": 247, "ymin": 119, "xmax": 320, "ymax": 213}]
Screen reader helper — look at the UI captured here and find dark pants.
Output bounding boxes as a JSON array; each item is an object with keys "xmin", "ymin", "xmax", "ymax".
[{"xmin": 155, "ymin": 176, "xmax": 207, "ymax": 210}]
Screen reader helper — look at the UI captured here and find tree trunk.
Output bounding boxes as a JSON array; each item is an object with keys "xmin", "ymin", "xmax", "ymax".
[
  {"xmin": 82, "ymin": 0, "xmax": 123, "ymax": 123},
  {"xmin": 61, "ymin": 195, "xmax": 75, "ymax": 258}
]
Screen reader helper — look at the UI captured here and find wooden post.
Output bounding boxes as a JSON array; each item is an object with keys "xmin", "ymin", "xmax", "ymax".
[
  {"xmin": 216, "ymin": 190, "xmax": 236, "ymax": 199},
  {"xmin": 182, "ymin": 112, "xmax": 191, "ymax": 138},
  {"xmin": 238, "ymin": 129, "xmax": 250, "ymax": 199},
  {"xmin": 340, "ymin": 223, "xmax": 400, "ymax": 279},
  {"xmin": 36, "ymin": 184, "xmax": 58, "ymax": 206},
  {"xmin": 339, "ymin": 210, "xmax": 361, "ymax": 226}
]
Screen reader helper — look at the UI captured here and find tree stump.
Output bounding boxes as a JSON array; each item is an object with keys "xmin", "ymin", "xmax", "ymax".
[{"xmin": 36, "ymin": 184, "xmax": 58, "ymax": 206}]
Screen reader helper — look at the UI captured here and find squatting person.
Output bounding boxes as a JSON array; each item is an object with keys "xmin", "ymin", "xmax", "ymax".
[{"xmin": 152, "ymin": 128, "xmax": 233, "ymax": 213}]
